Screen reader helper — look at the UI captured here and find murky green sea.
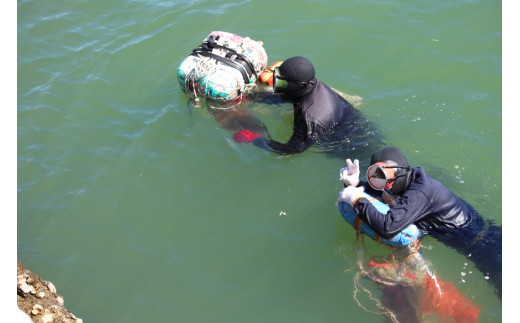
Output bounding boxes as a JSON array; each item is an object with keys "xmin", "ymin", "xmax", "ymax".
[{"xmin": 17, "ymin": 0, "xmax": 503, "ymax": 321}]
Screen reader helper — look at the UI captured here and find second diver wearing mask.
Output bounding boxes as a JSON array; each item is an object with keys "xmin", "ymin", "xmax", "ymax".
[{"xmin": 337, "ymin": 146, "xmax": 502, "ymax": 297}]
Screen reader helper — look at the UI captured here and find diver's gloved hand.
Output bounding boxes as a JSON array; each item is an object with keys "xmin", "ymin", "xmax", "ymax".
[
  {"xmin": 233, "ymin": 129, "xmax": 261, "ymax": 144},
  {"xmin": 335, "ymin": 185, "xmax": 365, "ymax": 207},
  {"xmin": 339, "ymin": 159, "xmax": 360, "ymax": 187}
]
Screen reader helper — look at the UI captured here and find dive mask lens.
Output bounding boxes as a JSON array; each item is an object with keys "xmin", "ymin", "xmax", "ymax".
[
  {"xmin": 273, "ymin": 67, "xmax": 289, "ymax": 93},
  {"xmin": 366, "ymin": 164, "xmax": 390, "ymax": 190}
]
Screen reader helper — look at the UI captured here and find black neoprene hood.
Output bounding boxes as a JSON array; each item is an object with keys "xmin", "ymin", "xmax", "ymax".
[
  {"xmin": 278, "ymin": 56, "xmax": 315, "ymax": 82},
  {"xmin": 370, "ymin": 146, "xmax": 409, "ymax": 167},
  {"xmin": 370, "ymin": 146, "xmax": 411, "ymax": 194}
]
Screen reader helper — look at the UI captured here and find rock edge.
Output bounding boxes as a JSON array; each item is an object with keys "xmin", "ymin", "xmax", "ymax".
[{"xmin": 17, "ymin": 260, "xmax": 82, "ymax": 323}]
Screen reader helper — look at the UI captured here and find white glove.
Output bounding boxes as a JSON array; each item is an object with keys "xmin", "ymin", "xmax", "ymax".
[
  {"xmin": 339, "ymin": 158, "xmax": 360, "ymax": 187},
  {"xmin": 335, "ymin": 185, "xmax": 365, "ymax": 206}
]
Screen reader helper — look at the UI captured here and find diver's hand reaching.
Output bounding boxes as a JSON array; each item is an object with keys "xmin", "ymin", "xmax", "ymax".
[
  {"xmin": 339, "ymin": 158, "xmax": 360, "ymax": 187},
  {"xmin": 335, "ymin": 185, "xmax": 365, "ymax": 206}
]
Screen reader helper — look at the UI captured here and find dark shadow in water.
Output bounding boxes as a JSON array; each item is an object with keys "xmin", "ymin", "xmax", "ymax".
[
  {"xmin": 207, "ymin": 103, "xmax": 268, "ymax": 135},
  {"xmin": 188, "ymin": 88, "xmax": 386, "ymax": 162},
  {"xmin": 315, "ymin": 116, "xmax": 386, "ymax": 163},
  {"xmin": 185, "ymin": 95, "xmax": 270, "ymax": 139},
  {"xmin": 181, "ymin": 84, "xmax": 387, "ymax": 172}
]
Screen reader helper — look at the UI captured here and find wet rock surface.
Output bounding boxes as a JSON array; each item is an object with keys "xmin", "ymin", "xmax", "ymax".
[{"xmin": 17, "ymin": 260, "xmax": 83, "ymax": 323}]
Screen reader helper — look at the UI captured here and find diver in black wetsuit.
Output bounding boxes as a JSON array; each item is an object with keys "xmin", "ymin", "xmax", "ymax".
[
  {"xmin": 251, "ymin": 56, "xmax": 380, "ymax": 155},
  {"xmin": 336, "ymin": 146, "xmax": 502, "ymax": 297}
]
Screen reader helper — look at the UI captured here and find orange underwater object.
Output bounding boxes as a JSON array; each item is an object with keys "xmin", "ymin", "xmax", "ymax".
[
  {"xmin": 258, "ymin": 61, "xmax": 283, "ymax": 86},
  {"xmin": 365, "ymin": 261, "xmax": 480, "ymax": 322},
  {"xmin": 420, "ymin": 273, "xmax": 480, "ymax": 323}
]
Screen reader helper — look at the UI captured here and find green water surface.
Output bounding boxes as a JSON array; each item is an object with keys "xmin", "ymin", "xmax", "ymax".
[{"xmin": 17, "ymin": 0, "xmax": 502, "ymax": 321}]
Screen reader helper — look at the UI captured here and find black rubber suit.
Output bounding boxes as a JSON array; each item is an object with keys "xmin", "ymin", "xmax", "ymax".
[
  {"xmin": 355, "ymin": 147, "xmax": 502, "ymax": 297},
  {"xmin": 253, "ymin": 56, "xmax": 374, "ymax": 155}
]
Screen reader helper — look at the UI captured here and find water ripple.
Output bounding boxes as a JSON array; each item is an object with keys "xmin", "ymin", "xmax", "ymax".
[{"xmin": 40, "ymin": 11, "xmax": 73, "ymax": 21}]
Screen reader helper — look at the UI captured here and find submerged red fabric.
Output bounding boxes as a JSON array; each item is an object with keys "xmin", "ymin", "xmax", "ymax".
[
  {"xmin": 420, "ymin": 274, "xmax": 480, "ymax": 323},
  {"xmin": 233, "ymin": 129, "xmax": 261, "ymax": 143}
]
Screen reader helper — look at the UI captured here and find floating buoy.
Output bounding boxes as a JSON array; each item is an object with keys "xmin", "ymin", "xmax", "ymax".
[
  {"xmin": 338, "ymin": 192, "xmax": 422, "ymax": 246},
  {"xmin": 177, "ymin": 31, "xmax": 268, "ymax": 101}
]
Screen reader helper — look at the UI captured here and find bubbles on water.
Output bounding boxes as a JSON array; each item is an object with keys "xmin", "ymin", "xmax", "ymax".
[
  {"xmin": 453, "ymin": 165, "xmax": 465, "ymax": 184},
  {"xmin": 460, "ymin": 262, "xmax": 472, "ymax": 283}
]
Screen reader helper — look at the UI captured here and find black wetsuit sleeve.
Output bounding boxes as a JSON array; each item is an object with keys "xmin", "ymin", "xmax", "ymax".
[{"xmin": 354, "ymin": 188, "xmax": 431, "ymax": 239}]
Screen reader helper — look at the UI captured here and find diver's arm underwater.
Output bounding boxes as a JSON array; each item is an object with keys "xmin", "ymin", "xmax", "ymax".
[{"xmin": 252, "ymin": 118, "xmax": 327, "ymax": 155}]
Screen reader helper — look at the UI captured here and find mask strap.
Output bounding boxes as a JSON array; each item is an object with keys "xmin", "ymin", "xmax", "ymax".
[
  {"xmin": 387, "ymin": 170, "xmax": 409, "ymax": 181},
  {"xmin": 384, "ymin": 167, "xmax": 410, "ymax": 192}
]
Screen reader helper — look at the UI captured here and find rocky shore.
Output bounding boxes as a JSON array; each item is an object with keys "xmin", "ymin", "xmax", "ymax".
[{"xmin": 17, "ymin": 260, "xmax": 82, "ymax": 323}]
